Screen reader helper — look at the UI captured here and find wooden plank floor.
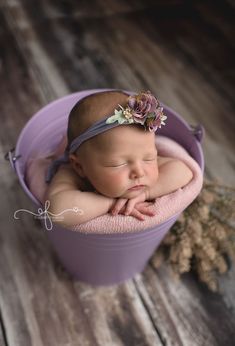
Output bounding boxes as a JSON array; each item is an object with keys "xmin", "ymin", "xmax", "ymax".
[{"xmin": 0, "ymin": 0, "xmax": 235, "ymax": 345}]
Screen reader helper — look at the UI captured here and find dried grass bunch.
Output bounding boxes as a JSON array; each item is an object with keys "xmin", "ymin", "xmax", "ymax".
[{"xmin": 151, "ymin": 180, "xmax": 235, "ymax": 291}]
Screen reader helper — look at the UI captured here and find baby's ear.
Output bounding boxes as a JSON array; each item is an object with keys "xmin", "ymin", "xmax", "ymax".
[{"xmin": 69, "ymin": 154, "xmax": 86, "ymax": 178}]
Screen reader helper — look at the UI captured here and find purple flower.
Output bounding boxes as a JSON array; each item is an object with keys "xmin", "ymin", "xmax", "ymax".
[
  {"xmin": 146, "ymin": 117, "xmax": 162, "ymax": 132},
  {"xmin": 106, "ymin": 90, "xmax": 167, "ymax": 132},
  {"xmin": 147, "ymin": 107, "xmax": 167, "ymax": 131},
  {"xmin": 128, "ymin": 91, "xmax": 159, "ymax": 124}
]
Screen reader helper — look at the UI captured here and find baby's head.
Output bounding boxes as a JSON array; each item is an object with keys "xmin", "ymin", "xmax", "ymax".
[
  {"xmin": 67, "ymin": 91, "xmax": 129, "ymax": 144},
  {"xmin": 65, "ymin": 90, "xmax": 166, "ymax": 199}
]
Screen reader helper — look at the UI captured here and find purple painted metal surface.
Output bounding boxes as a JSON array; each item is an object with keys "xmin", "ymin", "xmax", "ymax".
[
  {"xmin": 46, "ymin": 214, "xmax": 179, "ymax": 285},
  {"xmin": 11, "ymin": 89, "xmax": 204, "ymax": 286}
]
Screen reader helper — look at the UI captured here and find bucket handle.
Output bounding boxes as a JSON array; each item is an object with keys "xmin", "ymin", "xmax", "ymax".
[
  {"xmin": 5, "ymin": 147, "xmax": 21, "ymax": 173},
  {"xmin": 190, "ymin": 124, "xmax": 204, "ymax": 143}
]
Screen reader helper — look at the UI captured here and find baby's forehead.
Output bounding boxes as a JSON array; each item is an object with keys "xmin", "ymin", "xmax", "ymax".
[
  {"xmin": 100, "ymin": 124, "xmax": 155, "ymax": 140},
  {"xmin": 87, "ymin": 125, "xmax": 157, "ymax": 154}
]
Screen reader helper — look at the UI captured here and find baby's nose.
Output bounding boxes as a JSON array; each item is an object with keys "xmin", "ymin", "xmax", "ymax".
[{"xmin": 130, "ymin": 163, "xmax": 145, "ymax": 179}]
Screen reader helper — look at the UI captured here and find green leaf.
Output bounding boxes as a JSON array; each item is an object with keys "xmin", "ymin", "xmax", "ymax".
[{"xmin": 106, "ymin": 114, "xmax": 120, "ymax": 124}]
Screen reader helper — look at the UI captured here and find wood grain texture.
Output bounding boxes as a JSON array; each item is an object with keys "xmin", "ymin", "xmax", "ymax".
[{"xmin": 0, "ymin": 0, "xmax": 235, "ymax": 345}]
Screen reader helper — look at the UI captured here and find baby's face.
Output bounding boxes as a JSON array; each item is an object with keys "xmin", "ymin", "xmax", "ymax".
[{"xmin": 73, "ymin": 125, "xmax": 159, "ymax": 199}]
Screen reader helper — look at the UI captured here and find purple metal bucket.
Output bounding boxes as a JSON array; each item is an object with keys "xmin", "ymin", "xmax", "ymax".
[{"xmin": 9, "ymin": 89, "xmax": 204, "ymax": 286}]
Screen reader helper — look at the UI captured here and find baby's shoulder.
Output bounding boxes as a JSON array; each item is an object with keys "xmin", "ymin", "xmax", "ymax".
[
  {"xmin": 46, "ymin": 164, "xmax": 87, "ymax": 197},
  {"xmin": 157, "ymin": 155, "xmax": 175, "ymax": 167}
]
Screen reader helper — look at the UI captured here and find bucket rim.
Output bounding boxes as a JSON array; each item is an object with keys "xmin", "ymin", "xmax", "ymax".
[{"xmin": 13, "ymin": 88, "xmax": 204, "ymax": 224}]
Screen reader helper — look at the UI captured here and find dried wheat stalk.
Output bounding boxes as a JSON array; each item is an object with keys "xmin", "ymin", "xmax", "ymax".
[{"xmin": 151, "ymin": 179, "xmax": 235, "ymax": 292}]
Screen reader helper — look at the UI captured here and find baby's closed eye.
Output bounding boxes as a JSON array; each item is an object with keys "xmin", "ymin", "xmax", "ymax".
[
  {"xmin": 105, "ymin": 157, "xmax": 157, "ymax": 168},
  {"xmin": 144, "ymin": 156, "xmax": 157, "ymax": 162},
  {"xmin": 104, "ymin": 162, "xmax": 127, "ymax": 168}
]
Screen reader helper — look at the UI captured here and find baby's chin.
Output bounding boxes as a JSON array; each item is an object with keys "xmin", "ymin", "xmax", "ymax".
[
  {"xmin": 96, "ymin": 186, "xmax": 146, "ymax": 199},
  {"xmin": 120, "ymin": 187, "xmax": 146, "ymax": 199}
]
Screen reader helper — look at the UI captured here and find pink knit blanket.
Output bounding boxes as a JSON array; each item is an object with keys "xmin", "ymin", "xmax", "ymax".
[{"xmin": 25, "ymin": 136, "xmax": 203, "ymax": 234}]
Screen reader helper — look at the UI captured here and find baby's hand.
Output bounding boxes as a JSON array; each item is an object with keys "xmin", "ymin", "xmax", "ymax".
[
  {"xmin": 110, "ymin": 197, "xmax": 156, "ymax": 221},
  {"xmin": 117, "ymin": 188, "xmax": 151, "ymax": 215},
  {"xmin": 131, "ymin": 201, "xmax": 156, "ymax": 220}
]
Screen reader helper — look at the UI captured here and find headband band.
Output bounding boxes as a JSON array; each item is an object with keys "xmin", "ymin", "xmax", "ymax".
[
  {"xmin": 45, "ymin": 91, "xmax": 167, "ymax": 183},
  {"xmin": 45, "ymin": 116, "xmax": 119, "ymax": 183}
]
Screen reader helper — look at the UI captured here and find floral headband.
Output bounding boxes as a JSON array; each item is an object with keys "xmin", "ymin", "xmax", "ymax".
[
  {"xmin": 46, "ymin": 91, "xmax": 167, "ymax": 183},
  {"xmin": 106, "ymin": 91, "xmax": 167, "ymax": 132}
]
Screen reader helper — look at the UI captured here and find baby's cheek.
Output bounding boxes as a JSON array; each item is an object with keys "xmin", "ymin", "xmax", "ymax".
[
  {"xmin": 149, "ymin": 165, "xmax": 159, "ymax": 183},
  {"xmin": 102, "ymin": 172, "xmax": 126, "ymax": 194},
  {"xmin": 109, "ymin": 172, "xmax": 126, "ymax": 186}
]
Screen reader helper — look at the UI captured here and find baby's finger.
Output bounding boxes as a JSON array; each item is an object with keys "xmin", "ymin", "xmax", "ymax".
[
  {"xmin": 129, "ymin": 208, "xmax": 145, "ymax": 221},
  {"xmin": 136, "ymin": 207, "xmax": 156, "ymax": 216},
  {"xmin": 124, "ymin": 199, "xmax": 137, "ymax": 216},
  {"xmin": 111, "ymin": 198, "xmax": 127, "ymax": 215},
  {"xmin": 135, "ymin": 201, "xmax": 153, "ymax": 208}
]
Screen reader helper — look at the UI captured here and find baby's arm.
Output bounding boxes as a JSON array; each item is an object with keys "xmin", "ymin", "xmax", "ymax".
[
  {"xmin": 111, "ymin": 157, "xmax": 193, "ymax": 216},
  {"xmin": 45, "ymin": 166, "xmax": 115, "ymax": 228},
  {"xmin": 147, "ymin": 157, "xmax": 193, "ymax": 200}
]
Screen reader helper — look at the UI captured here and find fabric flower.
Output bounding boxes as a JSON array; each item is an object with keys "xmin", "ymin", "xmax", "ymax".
[
  {"xmin": 128, "ymin": 91, "xmax": 159, "ymax": 124},
  {"xmin": 106, "ymin": 90, "xmax": 167, "ymax": 131}
]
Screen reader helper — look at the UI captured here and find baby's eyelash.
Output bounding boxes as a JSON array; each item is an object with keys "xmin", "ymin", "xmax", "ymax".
[
  {"xmin": 113, "ymin": 163, "xmax": 127, "ymax": 167},
  {"xmin": 144, "ymin": 157, "xmax": 157, "ymax": 161},
  {"xmin": 106, "ymin": 163, "xmax": 127, "ymax": 167}
]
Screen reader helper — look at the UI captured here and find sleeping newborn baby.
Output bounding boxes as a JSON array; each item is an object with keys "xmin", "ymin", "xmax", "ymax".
[{"xmin": 45, "ymin": 90, "xmax": 193, "ymax": 228}]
